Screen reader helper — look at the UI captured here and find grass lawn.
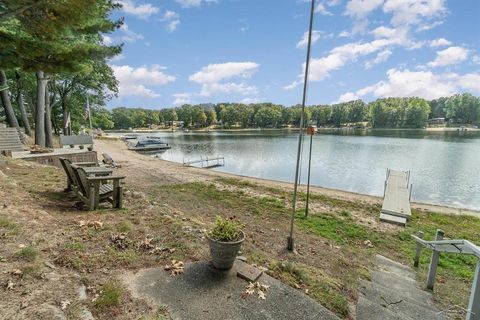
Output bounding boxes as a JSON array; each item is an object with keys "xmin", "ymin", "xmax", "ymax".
[{"xmin": 1, "ymin": 161, "xmax": 478, "ymax": 319}]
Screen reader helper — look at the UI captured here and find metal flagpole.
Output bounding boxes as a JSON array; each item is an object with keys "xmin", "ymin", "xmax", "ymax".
[
  {"xmin": 87, "ymin": 95, "xmax": 94, "ymax": 147},
  {"xmin": 287, "ymin": 0, "xmax": 315, "ymax": 251}
]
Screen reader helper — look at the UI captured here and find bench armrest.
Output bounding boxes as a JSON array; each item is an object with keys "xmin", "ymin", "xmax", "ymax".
[
  {"xmin": 87, "ymin": 175, "xmax": 126, "ymax": 181},
  {"xmin": 75, "ymin": 162, "xmax": 97, "ymax": 167}
]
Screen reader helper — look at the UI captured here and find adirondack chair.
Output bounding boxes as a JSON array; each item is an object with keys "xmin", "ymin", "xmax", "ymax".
[
  {"xmin": 59, "ymin": 157, "xmax": 97, "ymax": 191},
  {"xmin": 71, "ymin": 164, "xmax": 125, "ymax": 210}
]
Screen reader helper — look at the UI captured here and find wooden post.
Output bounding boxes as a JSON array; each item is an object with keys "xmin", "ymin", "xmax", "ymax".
[
  {"xmin": 414, "ymin": 231, "xmax": 424, "ymax": 268},
  {"xmin": 466, "ymin": 261, "xmax": 480, "ymax": 320},
  {"xmin": 88, "ymin": 184, "xmax": 95, "ymax": 210},
  {"xmin": 427, "ymin": 229, "xmax": 444, "ymax": 290}
]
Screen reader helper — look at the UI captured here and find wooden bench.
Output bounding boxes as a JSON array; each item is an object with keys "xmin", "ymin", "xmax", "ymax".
[
  {"xmin": 59, "ymin": 157, "xmax": 97, "ymax": 191},
  {"xmin": 60, "ymin": 134, "xmax": 93, "ymax": 149},
  {"xmin": 71, "ymin": 164, "xmax": 125, "ymax": 210}
]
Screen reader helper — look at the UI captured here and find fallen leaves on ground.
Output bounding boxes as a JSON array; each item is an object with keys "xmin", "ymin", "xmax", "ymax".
[
  {"xmin": 9, "ymin": 269, "xmax": 22, "ymax": 276},
  {"xmin": 6, "ymin": 281, "xmax": 14, "ymax": 290},
  {"xmin": 77, "ymin": 220, "xmax": 103, "ymax": 229},
  {"xmin": 164, "ymin": 260, "xmax": 184, "ymax": 276},
  {"xmin": 242, "ymin": 282, "xmax": 270, "ymax": 300},
  {"xmin": 60, "ymin": 300, "xmax": 71, "ymax": 310},
  {"xmin": 363, "ymin": 240, "xmax": 374, "ymax": 248},
  {"xmin": 111, "ymin": 233, "xmax": 132, "ymax": 250}
]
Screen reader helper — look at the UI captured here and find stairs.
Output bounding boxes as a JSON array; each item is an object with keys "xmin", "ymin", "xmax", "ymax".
[
  {"xmin": 356, "ymin": 255, "xmax": 445, "ymax": 320},
  {"xmin": 0, "ymin": 124, "xmax": 24, "ymax": 152}
]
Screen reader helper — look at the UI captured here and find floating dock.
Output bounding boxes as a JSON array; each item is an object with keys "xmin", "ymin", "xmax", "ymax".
[
  {"xmin": 183, "ymin": 156, "xmax": 225, "ymax": 169},
  {"xmin": 380, "ymin": 169, "xmax": 412, "ymax": 226}
]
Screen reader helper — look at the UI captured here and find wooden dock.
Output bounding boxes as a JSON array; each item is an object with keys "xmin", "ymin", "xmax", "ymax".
[
  {"xmin": 183, "ymin": 156, "xmax": 225, "ymax": 169},
  {"xmin": 380, "ymin": 169, "xmax": 412, "ymax": 226}
]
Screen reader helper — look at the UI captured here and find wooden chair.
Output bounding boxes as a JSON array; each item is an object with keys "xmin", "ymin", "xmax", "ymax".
[
  {"xmin": 59, "ymin": 157, "xmax": 97, "ymax": 191},
  {"xmin": 71, "ymin": 164, "xmax": 125, "ymax": 210}
]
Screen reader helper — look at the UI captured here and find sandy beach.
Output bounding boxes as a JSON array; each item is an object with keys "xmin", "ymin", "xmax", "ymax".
[{"xmin": 94, "ymin": 138, "xmax": 480, "ymax": 218}]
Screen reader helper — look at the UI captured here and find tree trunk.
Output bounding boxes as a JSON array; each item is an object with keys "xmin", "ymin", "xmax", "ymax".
[
  {"xmin": 0, "ymin": 70, "xmax": 20, "ymax": 129},
  {"xmin": 62, "ymin": 98, "xmax": 69, "ymax": 135},
  {"xmin": 15, "ymin": 72, "xmax": 32, "ymax": 136},
  {"xmin": 35, "ymin": 71, "xmax": 46, "ymax": 146},
  {"xmin": 44, "ymin": 80, "xmax": 53, "ymax": 148}
]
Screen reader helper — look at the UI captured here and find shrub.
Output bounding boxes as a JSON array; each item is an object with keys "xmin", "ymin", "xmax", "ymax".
[{"xmin": 208, "ymin": 216, "xmax": 243, "ymax": 242}]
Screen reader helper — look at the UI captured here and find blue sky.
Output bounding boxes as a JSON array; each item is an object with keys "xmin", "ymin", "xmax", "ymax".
[{"xmin": 105, "ymin": 0, "xmax": 480, "ymax": 109}]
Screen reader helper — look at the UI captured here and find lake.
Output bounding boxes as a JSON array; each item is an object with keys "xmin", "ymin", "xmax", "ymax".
[{"xmin": 122, "ymin": 129, "xmax": 480, "ymax": 210}]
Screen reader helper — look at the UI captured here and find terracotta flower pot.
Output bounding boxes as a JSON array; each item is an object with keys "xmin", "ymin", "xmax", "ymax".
[{"xmin": 207, "ymin": 231, "xmax": 245, "ymax": 270}]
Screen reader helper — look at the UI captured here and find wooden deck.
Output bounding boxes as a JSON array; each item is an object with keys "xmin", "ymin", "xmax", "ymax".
[
  {"xmin": 12, "ymin": 149, "xmax": 98, "ymax": 168},
  {"xmin": 380, "ymin": 169, "xmax": 412, "ymax": 226}
]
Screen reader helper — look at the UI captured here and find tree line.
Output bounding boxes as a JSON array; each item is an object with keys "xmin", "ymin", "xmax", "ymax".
[
  {"xmin": 0, "ymin": 0, "xmax": 121, "ymax": 147},
  {"xmin": 106, "ymin": 94, "xmax": 480, "ymax": 130}
]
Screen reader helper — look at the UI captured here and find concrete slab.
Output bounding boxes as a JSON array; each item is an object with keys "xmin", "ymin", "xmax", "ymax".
[
  {"xmin": 356, "ymin": 296, "xmax": 406, "ymax": 320},
  {"xmin": 375, "ymin": 255, "xmax": 415, "ymax": 280},
  {"xmin": 380, "ymin": 213, "xmax": 407, "ymax": 226},
  {"xmin": 359, "ymin": 281, "xmax": 442, "ymax": 320},
  {"xmin": 236, "ymin": 260, "xmax": 263, "ymax": 282},
  {"xmin": 125, "ymin": 261, "xmax": 339, "ymax": 320}
]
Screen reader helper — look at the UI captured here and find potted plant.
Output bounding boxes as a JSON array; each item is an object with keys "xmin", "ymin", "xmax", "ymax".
[{"xmin": 207, "ymin": 216, "xmax": 245, "ymax": 270}]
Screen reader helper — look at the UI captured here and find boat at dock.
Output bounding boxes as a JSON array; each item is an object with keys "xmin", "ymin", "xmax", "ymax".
[
  {"xmin": 120, "ymin": 133, "xmax": 140, "ymax": 141},
  {"xmin": 128, "ymin": 139, "xmax": 171, "ymax": 152}
]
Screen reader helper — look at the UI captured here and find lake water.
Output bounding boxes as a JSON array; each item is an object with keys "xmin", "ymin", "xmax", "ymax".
[{"xmin": 123, "ymin": 129, "xmax": 480, "ymax": 210}]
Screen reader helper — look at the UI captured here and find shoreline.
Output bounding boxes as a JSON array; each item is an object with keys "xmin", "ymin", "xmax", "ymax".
[
  {"xmin": 105, "ymin": 126, "xmax": 480, "ymax": 134},
  {"xmin": 95, "ymin": 139, "xmax": 480, "ymax": 218}
]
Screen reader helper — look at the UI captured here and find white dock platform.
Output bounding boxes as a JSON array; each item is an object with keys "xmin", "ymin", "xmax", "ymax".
[{"xmin": 380, "ymin": 169, "xmax": 412, "ymax": 226}]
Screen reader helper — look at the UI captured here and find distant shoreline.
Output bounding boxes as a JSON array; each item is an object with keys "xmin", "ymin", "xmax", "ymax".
[{"xmin": 106, "ymin": 126, "xmax": 480, "ymax": 133}]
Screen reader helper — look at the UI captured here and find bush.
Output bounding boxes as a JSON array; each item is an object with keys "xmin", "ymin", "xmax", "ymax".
[{"xmin": 208, "ymin": 216, "xmax": 243, "ymax": 242}]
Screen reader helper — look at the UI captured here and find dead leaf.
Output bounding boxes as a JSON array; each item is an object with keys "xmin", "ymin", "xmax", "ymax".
[
  {"xmin": 60, "ymin": 300, "xmax": 70, "ymax": 310},
  {"xmin": 10, "ymin": 269, "xmax": 22, "ymax": 276},
  {"xmin": 6, "ymin": 281, "xmax": 14, "ymax": 290},
  {"xmin": 78, "ymin": 220, "xmax": 86, "ymax": 227},
  {"xmin": 164, "ymin": 260, "xmax": 184, "ymax": 276},
  {"xmin": 257, "ymin": 290, "xmax": 266, "ymax": 300},
  {"xmin": 363, "ymin": 240, "xmax": 374, "ymax": 248}
]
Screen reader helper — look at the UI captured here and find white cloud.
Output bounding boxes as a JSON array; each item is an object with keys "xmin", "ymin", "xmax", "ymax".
[
  {"xmin": 109, "ymin": 54, "xmax": 126, "ymax": 62},
  {"xmin": 166, "ymin": 20, "xmax": 180, "ymax": 32},
  {"xmin": 327, "ymin": 0, "xmax": 342, "ymax": 5},
  {"xmin": 160, "ymin": 10, "xmax": 181, "ymax": 32},
  {"xmin": 296, "ymin": 30, "xmax": 321, "ymax": 48},
  {"xmin": 383, "ymin": 0, "xmax": 447, "ymax": 28},
  {"xmin": 337, "ymin": 68, "xmax": 480, "ymax": 102},
  {"xmin": 427, "ymin": 46, "xmax": 469, "ymax": 68},
  {"xmin": 189, "ymin": 62, "xmax": 259, "ymax": 84},
  {"xmin": 119, "ymin": 23, "xmax": 144, "ymax": 43},
  {"xmin": 173, "ymin": 93, "xmax": 193, "ymax": 105},
  {"xmin": 315, "ymin": 3, "xmax": 333, "ymax": 15},
  {"xmin": 117, "ymin": 0, "xmax": 159, "ymax": 19},
  {"xmin": 174, "ymin": 0, "xmax": 217, "ymax": 8},
  {"xmin": 103, "ymin": 35, "xmax": 113, "ymax": 46},
  {"xmin": 189, "ymin": 62, "xmax": 259, "ymax": 97},
  {"xmin": 429, "ymin": 38, "xmax": 451, "ymax": 47},
  {"xmin": 344, "ymin": 0, "xmax": 384, "ymax": 33},
  {"xmin": 111, "ymin": 65, "xmax": 176, "ymax": 98},
  {"xmin": 364, "ymin": 49, "xmax": 392, "ymax": 69}
]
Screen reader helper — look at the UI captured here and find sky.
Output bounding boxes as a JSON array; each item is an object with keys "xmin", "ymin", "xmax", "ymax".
[{"xmin": 105, "ymin": 0, "xmax": 480, "ymax": 109}]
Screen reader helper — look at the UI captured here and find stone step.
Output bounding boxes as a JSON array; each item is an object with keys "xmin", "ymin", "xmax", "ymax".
[
  {"xmin": 359, "ymin": 280, "xmax": 443, "ymax": 320},
  {"xmin": 380, "ymin": 213, "xmax": 407, "ymax": 226},
  {"xmin": 356, "ymin": 296, "xmax": 410, "ymax": 320},
  {"xmin": 375, "ymin": 255, "xmax": 416, "ymax": 280},
  {"xmin": 359, "ymin": 279, "xmax": 433, "ymax": 309},
  {"xmin": 371, "ymin": 270, "xmax": 432, "ymax": 299}
]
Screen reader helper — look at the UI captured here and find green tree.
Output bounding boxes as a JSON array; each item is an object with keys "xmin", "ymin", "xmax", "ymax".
[{"xmin": 206, "ymin": 109, "xmax": 217, "ymax": 126}]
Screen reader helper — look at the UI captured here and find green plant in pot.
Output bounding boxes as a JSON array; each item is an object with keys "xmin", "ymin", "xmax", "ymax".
[{"xmin": 207, "ymin": 216, "xmax": 245, "ymax": 270}]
